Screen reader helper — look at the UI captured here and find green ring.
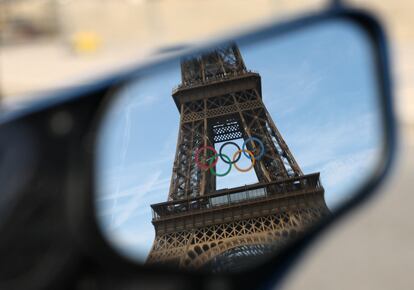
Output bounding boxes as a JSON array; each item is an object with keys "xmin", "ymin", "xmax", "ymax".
[{"xmin": 209, "ymin": 153, "xmax": 232, "ymax": 177}]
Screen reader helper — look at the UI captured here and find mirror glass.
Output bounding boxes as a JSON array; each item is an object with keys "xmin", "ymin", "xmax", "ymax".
[{"xmin": 95, "ymin": 18, "xmax": 384, "ymax": 272}]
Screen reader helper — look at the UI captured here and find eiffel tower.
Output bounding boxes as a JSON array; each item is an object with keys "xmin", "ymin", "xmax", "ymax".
[{"xmin": 146, "ymin": 44, "xmax": 329, "ymax": 271}]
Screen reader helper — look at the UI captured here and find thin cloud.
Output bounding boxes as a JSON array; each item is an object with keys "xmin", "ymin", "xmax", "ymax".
[
  {"xmin": 317, "ymin": 147, "xmax": 380, "ymax": 208},
  {"xmin": 98, "ymin": 177, "xmax": 170, "ymax": 202},
  {"xmin": 111, "ymin": 171, "xmax": 162, "ymax": 229}
]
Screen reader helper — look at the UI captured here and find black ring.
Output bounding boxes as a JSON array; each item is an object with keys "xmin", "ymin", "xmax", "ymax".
[{"xmin": 219, "ymin": 141, "xmax": 241, "ymax": 164}]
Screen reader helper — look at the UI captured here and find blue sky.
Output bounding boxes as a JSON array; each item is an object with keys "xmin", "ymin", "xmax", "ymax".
[{"xmin": 95, "ymin": 19, "xmax": 383, "ymax": 263}]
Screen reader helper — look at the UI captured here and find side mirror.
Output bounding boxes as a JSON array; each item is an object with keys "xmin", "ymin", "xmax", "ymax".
[
  {"xmin": 93, "ymin": 10, "xmax": 395, "ymax": 273},
  {"xmin": 0, "ymin": 7, "xmax": 395, "ymax": 290}
]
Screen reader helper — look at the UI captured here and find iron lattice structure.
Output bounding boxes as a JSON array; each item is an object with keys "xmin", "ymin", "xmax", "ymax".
[{"xmin": 147, "ymin": 44, "xmax": 329, "ymax": 270}]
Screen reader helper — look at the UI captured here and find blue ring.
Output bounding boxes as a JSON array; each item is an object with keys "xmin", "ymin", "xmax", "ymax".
[{"xmin": 242, "ymin": 137, "xmax": 265, "ymax": 161}]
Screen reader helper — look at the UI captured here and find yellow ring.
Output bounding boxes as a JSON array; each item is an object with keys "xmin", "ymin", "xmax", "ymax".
[{"xmin": 232, "ymin": 149, "xmax": 256, "ymax": 172}]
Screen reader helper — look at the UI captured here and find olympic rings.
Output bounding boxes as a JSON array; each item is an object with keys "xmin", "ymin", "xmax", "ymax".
[
  {"xmin": 195, "ymin": 146, "xmax": 218, "ymax": 170},
  {"xmin": 233, "ymin": 149, "xmax": 255, "ymax": 172},
  {"xmin": 219, "ymin": 141, "xmax": 241, "ymax": 164},
  {"xmin": 209, "ymin": 153, "xmax": 232, "ymax": 177},
  {"xmin": 194, "ymin": 137, "xmax": 263, "ymax": 176},
  {"xmin": 242, "ymin": 137, "xmax": 265, "ymax": 161}
]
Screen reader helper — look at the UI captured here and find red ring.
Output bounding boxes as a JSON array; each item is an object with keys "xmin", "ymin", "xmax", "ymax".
[{"xmin": 195, "ymin": 146, "xmax": 218, "ymax": 170}]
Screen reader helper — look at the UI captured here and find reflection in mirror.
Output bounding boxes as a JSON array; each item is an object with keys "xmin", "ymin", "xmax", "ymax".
[{"xmin": 95, "ymin": 19, "xmax": 383, "ymax": 272}]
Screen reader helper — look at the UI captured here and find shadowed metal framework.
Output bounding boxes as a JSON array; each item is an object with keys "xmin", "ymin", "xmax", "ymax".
[{"xmin": 146, "ymin": 44, "xmax": 329, "ymax": 271}]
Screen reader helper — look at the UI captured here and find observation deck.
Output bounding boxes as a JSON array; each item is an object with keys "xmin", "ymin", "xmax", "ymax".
[
  {"xmin": 171, "ymin": 71, "xmax": 261, "ymax": 110},
  {"xmin": 151, "ymin": 173, "xmax": 326, "ymax": 235}
]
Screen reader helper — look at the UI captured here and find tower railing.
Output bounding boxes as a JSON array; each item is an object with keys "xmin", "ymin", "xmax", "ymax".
[
  {"xmin": 172, "ymin": 70, "xmax": 259, "ymax": 93},
  {"xmin": 151, "ymin": 173, "xmax": 322, "ymax": 221}
]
